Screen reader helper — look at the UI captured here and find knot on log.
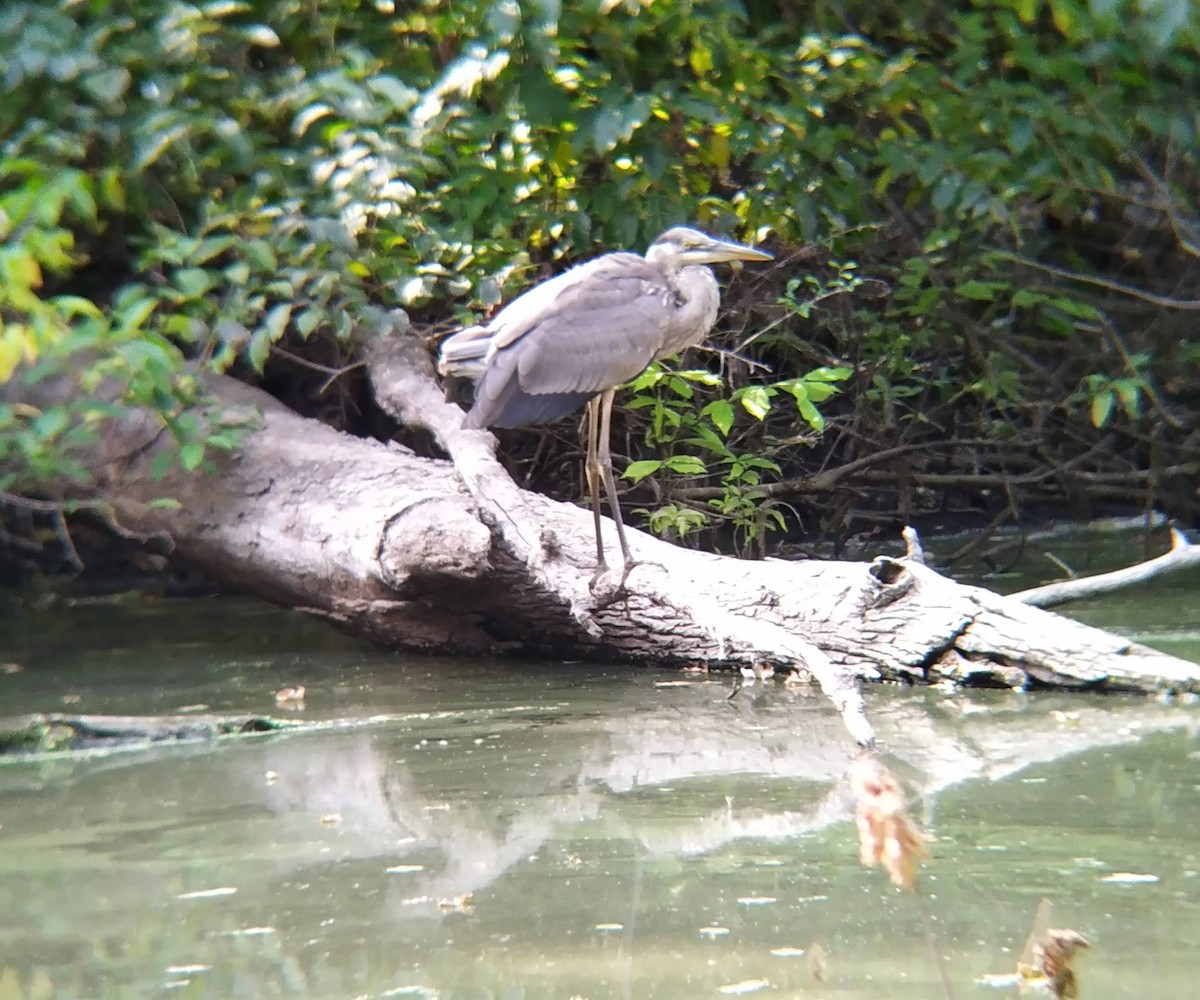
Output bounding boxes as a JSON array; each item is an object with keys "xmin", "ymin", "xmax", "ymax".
[
  {"xmin": 378, "ymin": 497, "xmax": 492, "ymax": 586},
  {"xmin": 869, "ymin": 556, "xmax": 907, "ymax": 586},
  {"xmin": 867, "ymin": 556, "xmax": 915, "ymax": 610}
]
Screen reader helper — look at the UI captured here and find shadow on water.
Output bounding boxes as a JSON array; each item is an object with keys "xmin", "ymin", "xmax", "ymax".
[{"xmin": 0, "ymin": 531, "xmax": 1198, "ymax": 998}]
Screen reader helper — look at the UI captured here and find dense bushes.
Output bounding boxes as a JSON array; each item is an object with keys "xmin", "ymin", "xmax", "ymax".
[{"xmin": 1, "ymin": 0, "xmax": 1197, "ymax": 553}]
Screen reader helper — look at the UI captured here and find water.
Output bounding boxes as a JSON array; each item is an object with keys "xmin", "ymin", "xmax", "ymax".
[{"xmin": 0, "ymin": 534, "xmax": 1198, "ymax": 999}]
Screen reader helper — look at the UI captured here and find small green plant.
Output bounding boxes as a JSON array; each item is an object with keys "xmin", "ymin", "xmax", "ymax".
[
  {"xmin": 1076, "ymin": 372, "xmax": 1146, "ymax": 428},
  {"xmin": 621, "ymin": 361, "xmax": 850, "ymax": 554}
]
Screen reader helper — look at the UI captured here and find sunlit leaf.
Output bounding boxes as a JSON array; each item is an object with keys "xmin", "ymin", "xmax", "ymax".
[
  {"xmin": 664, "ymin": 454, "xmax": 707, "ymax": 475},
  {"xmin": 704, "ymin": 399, "xmax": 734, "ymax": 436},
  {"xmin": 134, "ymin": 123, "xmax": 190, "ymax": 171},
  {"xmin": 242, "ymin": 24, "xmax": 280, "ymax": 47},
  {"xmin": 180, "ymin": 441, "xmax": 205, "ymax": 471},
  {"xmin": 0, "ymin": 336, "xmax": 25, "ymax": 383},
  {"xmin": 367, "ymin": 76, "xmax": 419, "ymax": 111},
  {"xmin": 666, "ymin": 376, "xmax": 693, "ymax": 399},
  {"xmin": 262, "ymin": 303, "xmax": 292, "ymax": 343},
  {"xmin": 738, "ymin": 386, "xmax": 771, "ymax": 420},
  {"xmin": 247, "ymin": 329, "xmax": 272, "ymax": 372},
  {"xmin": 955, "ymin": 280, "xmax": 1002, "ymax": 301},
  {"xmin": 293, "ymin": 104, "xmax": 334, "ymax": 137},
  {"xmin": 1090, "ymin": 389, "xmax": 1115, "ymax": 428},
  {"xmin": 796, "ymin": 394, "xmax": 824, "ymax": 431},
  {"xmin": 1112, "ymin": 379, "xmax": 1142, "ymax": 418},
  {"xmin": 175, "ymin": 268, "xmax": 212, "ymax": 298},
  {"xmin": 623, "ymin": 459, "xmax": 663, "ymax": 483}
]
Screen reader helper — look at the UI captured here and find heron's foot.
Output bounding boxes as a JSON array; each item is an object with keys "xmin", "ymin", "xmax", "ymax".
[
  {"xmin": 588, "ymin": 561, "xmax": 623, "ymax": 596},
  {"xmin": 588, "ymin": 557, "xmax": 665, "ymax": 599}
]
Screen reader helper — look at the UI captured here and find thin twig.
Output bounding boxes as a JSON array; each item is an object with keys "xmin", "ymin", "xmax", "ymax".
[
  {"xmin": 999, "ymin": 253, "xmax": 1200, "ymax": 311},
  {"xmin": 269, "ymin": 345, "xmax": 365, "ymax": 395}
]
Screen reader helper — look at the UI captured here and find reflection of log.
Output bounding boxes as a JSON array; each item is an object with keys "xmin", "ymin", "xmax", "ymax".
[
  {"xmin": 2, "ymin": 684, "xmax": 1192, "ymax": 998},
  {"xmin": 7, "ymin": 335, "xmax": 1200, "ymax": 747},
  {"xmin": 0, "ymin": 713, "xmax": 288, "ymax": 755},
  {"xmin": 3, "ymin": 686, "xmax": 1193, "ymax": 920},
  {"xmin": 1013, "ymin": 526, "xmax": 1200, "ymax": 608}
]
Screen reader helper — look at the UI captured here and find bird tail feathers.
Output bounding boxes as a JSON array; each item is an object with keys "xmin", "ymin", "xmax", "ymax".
[{"xmin": 436, "ymin": 324, "xmax": 493, "ymax": 379}]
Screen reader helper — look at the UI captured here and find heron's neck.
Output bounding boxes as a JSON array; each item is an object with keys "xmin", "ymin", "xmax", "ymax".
[{"xmin": 659, "ymin": 265, "xmax": 720, "ymax": 357}]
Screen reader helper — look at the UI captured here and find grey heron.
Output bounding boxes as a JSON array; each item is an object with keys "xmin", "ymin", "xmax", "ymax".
[{"xmin": 437, "ymin": 226, "xmax": 772, "ymax": 574}]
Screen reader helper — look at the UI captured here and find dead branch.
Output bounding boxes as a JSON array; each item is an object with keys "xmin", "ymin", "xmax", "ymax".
[{"xmin": 1013, "ymin": 527, "xmax": 1200, "ymax": 608}]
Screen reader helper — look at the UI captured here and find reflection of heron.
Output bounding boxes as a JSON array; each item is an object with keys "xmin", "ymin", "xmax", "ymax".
[{"xmin": 437, "ymin": 227, "xmax": 772, "ymax": 574}]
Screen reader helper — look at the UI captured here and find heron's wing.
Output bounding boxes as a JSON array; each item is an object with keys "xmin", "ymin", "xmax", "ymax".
[
  {"xmin": 509, "ymin": 255, "xmax": 677, "ymax": 394},
  {"xmin": 487, "ymin": 263, "xmax": 606, "ymax": 352},
  {"xmin": 438, "ymin": 254, "xmax": 650, "ymax": 379}
]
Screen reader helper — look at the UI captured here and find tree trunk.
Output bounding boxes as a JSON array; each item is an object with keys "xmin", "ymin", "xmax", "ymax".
[{"xmin": 8, "ymin": 333, "xmax": 1199, "ymax": 745}]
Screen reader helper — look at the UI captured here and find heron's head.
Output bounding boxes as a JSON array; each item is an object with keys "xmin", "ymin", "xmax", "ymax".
[{"xmin": 647, "ymin": 227, "xmax": 774, "ymax": 269}]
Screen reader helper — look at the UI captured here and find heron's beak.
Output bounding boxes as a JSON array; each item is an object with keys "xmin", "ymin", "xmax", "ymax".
[{"xmin": 686, "ymin": 237, "xmax": 774, "ymax": 264}]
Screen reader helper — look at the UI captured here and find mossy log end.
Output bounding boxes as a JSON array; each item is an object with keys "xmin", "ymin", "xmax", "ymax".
[{"xmin": 0, "ymin": 713, "xmax": 290, "ymax": 756}]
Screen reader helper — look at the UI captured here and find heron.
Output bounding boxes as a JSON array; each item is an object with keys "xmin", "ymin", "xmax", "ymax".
[{"xmin": 437, "ymin": 226, "xmax": 773, "ymax": 575}]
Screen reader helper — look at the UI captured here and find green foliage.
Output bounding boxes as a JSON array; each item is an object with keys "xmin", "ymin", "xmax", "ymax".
[
  {"xmin": 0, "ymin": 159, "xmax": 203, "ymax": 489},
  {"xmin": 622, "ymin": 359, "xmax": 850, "ymax": 554},
  {"xmin": 2, "ymin": 0, "xmax": 1196, "ymax": 536}
]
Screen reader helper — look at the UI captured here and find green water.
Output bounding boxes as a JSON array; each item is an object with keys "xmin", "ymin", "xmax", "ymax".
[{"xmin": 0, "ymin": 533, "xmax": 1198, "ymax": 999}]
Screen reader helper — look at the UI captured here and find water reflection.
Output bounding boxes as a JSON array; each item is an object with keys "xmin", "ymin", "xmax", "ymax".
[{"xmin": 2, "ymin": 622, "xmax": 1199, "ymax": 997}]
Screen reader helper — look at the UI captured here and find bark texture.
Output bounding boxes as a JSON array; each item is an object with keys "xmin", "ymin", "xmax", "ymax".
[{"xmin": 8, "ymin": 334, "xmax": 1200, "ymax": 745}]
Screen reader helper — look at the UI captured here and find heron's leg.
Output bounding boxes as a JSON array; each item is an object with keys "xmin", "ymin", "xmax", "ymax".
[
  {"xmin": 584, "ymin": 395, "xmax": 607, "ymax": 570},
  {"xmin": 596, "ymin": 388, "xmax": 635, "ymax": 567}
]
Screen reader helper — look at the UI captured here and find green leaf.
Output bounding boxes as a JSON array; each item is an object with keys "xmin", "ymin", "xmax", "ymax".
[
  {"xmin": 666, "ymin": 376, "xmax": 693, "ymax": 399},
  {"xmin": 931, "ymin": 174, "xmax": 960, "ymax": 212},
  {"xmin": 806, "ymin": 366, "xmax": 852, "ymax": 383},
  {"xmin": 738, "ymin": 386, "xmax": 771, "ymax": 420},
  {"xmin": 1112, "ymin": 379, "xmax": 1142, "ymax": 418},
  {"xmin": 664, "ymin": 455, "xmax": 707, "ymax": 475},
  {"xmin": 627, "ymin": 365, "xmax": 665, "ymax": 392},
  {"xmin": 1090, "ymin": 389, "xmax": 1115, "ymax": 428},
  {"xmin": 180, "ymin": 441, "xmax": 205, "ymax": 470},
  {"xmin": 367, "ymin": 76, "xmax": 419, "ymax": 111},
  {"xmin": 293, "ymin": 103, "xmax": 335, "ymax": 137},
  {"xmin": 675, "ymin": 369, "xmax": 722, "ymax": 386},
  {"xmin": 82, "ymin": 67, "xmax": 131, "ymax": 105},
  {"xmin": 802, "ymin": 382, "xmax": 839, "ymax": 404},
  {"xmin": 262, "ymin": 303, "xmax": 292, "ymax": 342},
  {"xmin": 247, "ymin": 329, "xmax": 272, "ymax": 372},
  {"xmin": 1050, "ymin": 296, "xmax": 1100, "ymax": 320},
  {"xmin": 796, "ymin": 395, "xmax": 824, "ymax": 431},
  {"xmin": 242, "ymin": 241, "xmax": 277, "ymax": 272},
  {"xmin": 175, "ymin": 268, "xmax": 213, "ymax": 298},
  {"xmin": 704, "ymin": 399, "xmax": 734, "ymax": 436},
  {"xmin": 149, "ymin": 452, "xmax": 175, "ymax": 481},
  {"xmin": 294, "ymin": 308, "xmax": 322, "ymax": 338},
  {"xmin": 684, "ymin": 430, "xmax": 731, "ymax": 460},
  {"xmin": 242, "ymin": 24, "xmax": 281, "ymax": 47},
  {"xmin": 33, "ymin": 408, "xmax": 69, "ymax": 439},
  {"xmin": 134, "ymin": 122, "xmax": 190, "ymax": 171},
  {"xmin": 955, "ymin": 280, "xmax": 1002, "ymax": 301},
  {"xmin": 623, "ymin": 459, "xmax": 663, "ymax": 483}
]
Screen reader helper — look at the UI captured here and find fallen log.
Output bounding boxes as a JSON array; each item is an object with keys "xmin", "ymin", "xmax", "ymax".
[{"xmin": 5, "ymin": 333, "xmax": 1199, "ymax": 746}]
